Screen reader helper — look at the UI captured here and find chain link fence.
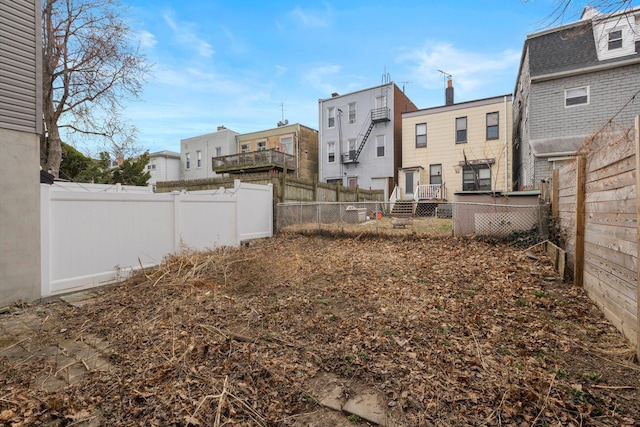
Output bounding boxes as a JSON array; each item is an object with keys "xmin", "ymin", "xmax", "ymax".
[{"xmin": 276, "ymin": 201, "xmax": 549, "ymax": 239}]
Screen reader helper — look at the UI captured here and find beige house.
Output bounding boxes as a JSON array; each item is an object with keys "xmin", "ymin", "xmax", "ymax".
[
  {"xmin": 213, "ymin": 123, "xmax": 318, "ymax": 181},
  {"xmin": 400, "ymin": 88, "xmax": 512, "ymax": 203}
]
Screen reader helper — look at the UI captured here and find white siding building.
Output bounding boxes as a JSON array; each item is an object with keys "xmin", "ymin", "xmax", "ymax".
[
  {"xmin": 147, "ymin": 150, "xmax": 181, "ymax": 185},
  {"xmin": 318, "ymin": 82, "xmax": 417, "ymax": 198},
  {"xmin": 181, "ymin": 126, "xmax": 238, "ymax": 180}
]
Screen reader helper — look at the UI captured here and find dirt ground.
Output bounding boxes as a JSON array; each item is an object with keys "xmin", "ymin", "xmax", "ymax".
[{"xmin": 1, "ymin": 228, "xmax": 639, "ymax": 426}]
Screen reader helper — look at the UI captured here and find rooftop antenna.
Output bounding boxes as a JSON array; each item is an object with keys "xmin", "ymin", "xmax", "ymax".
[
  {"xmin": 437, "ymin": 69, "xmax": 452, "ymax": 87},
  {"xmin": 400, "ymin": 81, "xmax": 412, "ymax": 93},
  {"xmin": 277, "ymin": 102, "xmax": 289, "ymax": 126},
  {"xmin": 279, "ymin": 102, "xmax": 286, "ymax": 122}
]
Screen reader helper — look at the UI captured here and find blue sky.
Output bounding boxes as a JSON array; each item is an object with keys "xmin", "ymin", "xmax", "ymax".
[{"xmin": 116, "ymin": 0, "xmax": 635, "ymax": 154}]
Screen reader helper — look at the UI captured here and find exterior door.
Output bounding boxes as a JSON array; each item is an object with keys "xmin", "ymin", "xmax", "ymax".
[{"xmin": 405, "ymin": 171, "xmax": 414, "ymax": 198}]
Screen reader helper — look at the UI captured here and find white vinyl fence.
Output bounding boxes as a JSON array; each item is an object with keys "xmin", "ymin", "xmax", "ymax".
[{"xmin": 40, "ymin": 180, "xmax": 272, "ymax": 297}]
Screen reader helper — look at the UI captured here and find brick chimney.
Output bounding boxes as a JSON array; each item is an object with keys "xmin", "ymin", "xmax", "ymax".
[{"xmin": 445, "ymin": 78, "xmax": 454, "ymax": 106}]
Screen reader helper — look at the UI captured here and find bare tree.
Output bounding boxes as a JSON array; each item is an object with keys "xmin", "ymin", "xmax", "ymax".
[
  {"xmin": 531, "ymin": 0, "xmax": 636, "ymax": 26},
  {"xmin": 42, "ymin": 0, "xmax": 151, "ymax": 177}
]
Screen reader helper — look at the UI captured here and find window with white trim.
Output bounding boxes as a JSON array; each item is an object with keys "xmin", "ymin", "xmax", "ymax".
[
  {"xmin": 486, "ymin": 112, "xmax": 499, "ymax": 140},
  {"xmin": 608, "ymin": 29, "xmax": 622, "ymax": 50},
  {"xmin": 376, "ymin": 135, "xmax": 385, "ymax": 157},
  {"xmin": 328, "ymin": 141, "xmax": 335, "ymax": 163},
  {"xmin": 280, "ymin": 136, "xmax": 293, "ymax": 154},
  {"xmin": 185, "ymin": 152, "xmax": 191, "ymax": 169},
  {"xmin": 257, "ymin": 141, "xmax": 266, "ymax": 151},
  {"xmin": 348, "ymin": 102, "xmax": 356, "ymax": 124},
  {"xmin": 430, "ymin": 164, "xmax": 442, "ymax": 185},
  {"xmin": 463, "ymin": 165, "xmax": 491, "ymax": 191},
  {"xmin": 328, "ymin": 107, "xmax": 335, "ymax": 128},
  {"xmin": 416, "ymin": 123, "xmax": 427, "ymax": 148},
  {"xmin": 241, "ymin": 144, "xmax": 250, "ymax": 153},
  {"xmin": 215, "ymin": 147, "xmax": 222, "ymax": 156},
  {"xmin": 456, "ymin": 117, "xmax": 467, "ymax": 143},
  {"xmin": 565, "ymin": 86, "xmax": 589, "ymax": 107},
  {"xmin": 196, "ymin": 150, "xmax": 202, "ymax": 168}
]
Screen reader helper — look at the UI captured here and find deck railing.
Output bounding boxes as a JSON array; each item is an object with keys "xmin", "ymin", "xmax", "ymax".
[
  {"xmin": 212, "ymin": 149, "xmax": 296, "ymax": 172},
  {"xmin": 414, "ymin": 184, "xmax": 445, "ymax": 200}
]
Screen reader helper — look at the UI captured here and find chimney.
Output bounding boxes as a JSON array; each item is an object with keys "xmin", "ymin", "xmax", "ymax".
[{"xmin": 445, "ymin": 78, "xmax": 454, "ymax": 106}]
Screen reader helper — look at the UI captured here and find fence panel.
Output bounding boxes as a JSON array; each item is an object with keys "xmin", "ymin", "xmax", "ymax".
[{"xmin": 41, "ymin": 180, "xmax": 272, "ymax": 297}]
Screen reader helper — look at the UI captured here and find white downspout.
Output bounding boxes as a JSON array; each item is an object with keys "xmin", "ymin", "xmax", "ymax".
[{"xmin": 504, "ymin": 95, "xmax": 508, "ymax": 192}]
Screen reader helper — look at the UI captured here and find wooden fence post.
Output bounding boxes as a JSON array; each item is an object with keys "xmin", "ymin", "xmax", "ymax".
[
  {"xmin": 313, "ymin": 173, "xmax": 318, "ymax": 202},
  {"xmin": 552, "ymin": 168, "xmax": 559, "ymax": 218},
  {"xmin": 635, "ymin": 114, "xmax": 640, "ymax": 360},
  {"xmin": 574, "ymin": 155, "xmax": 586, "ymax": 287}
]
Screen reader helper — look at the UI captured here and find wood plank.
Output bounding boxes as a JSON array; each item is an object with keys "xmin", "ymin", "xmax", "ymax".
[
  {"xmin": 575, "ymin": 156, "xmax": 586, "ymax": 287},
  {"xmin": 585, "ymin": 221, "xmax": 638, "ymax": 245},
  {"xmin": 586, "ymin": 169, "xmax": 636, "ymax": 194},
  {"xmin": 584, "ymin": 251, "xmax": 637, "ymax": 299},
  {"xmin": 588, "ymin": 133, "xmax": 635, "ymax": 173},
  {"xmin": 588, "ymin": 155, "xmax": 636, "ymax": 184},
  {"xmin": 586, "ymin": 212, "xmax": 637, "ymax": 229},
  {"xmin": 635, "ymin": 115, "xmax": 640, "ymax": 357},
  {"xmin": 585, "ymin": 185, "xmax": 635, "ymax": 203},
  {"xmin": 584, "ymin": 270, "xmax": 637, "ymax": 334},
  {"xmin": 585, "ymin": 241, "xmax": 637, "ymax": 273},
  {"xmin": 584, "ymin": 230, "xmax": 637, "ymax": 258},
  {"xmin": 552, "ymin": 168, "xmax": 559, "ymax": 218}
]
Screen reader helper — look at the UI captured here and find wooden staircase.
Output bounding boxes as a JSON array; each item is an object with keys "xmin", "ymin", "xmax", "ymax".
[{"xmin": 391, "ymin": 200, "xmax": 415, "ymax": 218}]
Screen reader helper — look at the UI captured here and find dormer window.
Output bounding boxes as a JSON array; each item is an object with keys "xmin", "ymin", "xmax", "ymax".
[{"xmin": 608, "ymin": 29, "xmax": 622, "ymax": 50}]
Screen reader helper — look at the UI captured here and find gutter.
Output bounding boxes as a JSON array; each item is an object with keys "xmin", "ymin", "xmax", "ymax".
[{"xmin": 533, "ymin": 151, "xmax": 578, "ymax": 158}]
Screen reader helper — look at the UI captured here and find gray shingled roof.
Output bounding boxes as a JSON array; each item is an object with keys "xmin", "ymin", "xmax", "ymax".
[
  {"xmin": 527, "ymin": 18, "xmax": 640, "ymax": 78},
  {"xmin": 528, "ymin": 22, "xmax": 599, "ymax": 77}
]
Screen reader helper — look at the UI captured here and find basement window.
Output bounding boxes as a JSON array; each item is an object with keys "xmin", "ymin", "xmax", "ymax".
[{"xmin": 565, "ymin": 86, "xmax": 589, "ymax": 107}]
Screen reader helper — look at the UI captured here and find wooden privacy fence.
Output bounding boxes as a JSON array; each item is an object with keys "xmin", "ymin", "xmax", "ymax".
[
  {"xmin": 553, "ymin": 117, "xmax": 639, "ymax": 357},
  {"xmin": 156, "ymin": 172, "xmax": 386, "ymax": 203}
]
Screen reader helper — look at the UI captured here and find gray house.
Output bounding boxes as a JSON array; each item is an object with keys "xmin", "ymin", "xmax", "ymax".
[
  {"xmin": 513, "ymin": 6, "xmax": 640, "ymax": 190},
  {"xmin": 0, "ymin": 0, "xmax": 43, "ymax": 306},
  {"xmin": 318, "ymin": 82, "xmax": 417, "ymax": 198}
]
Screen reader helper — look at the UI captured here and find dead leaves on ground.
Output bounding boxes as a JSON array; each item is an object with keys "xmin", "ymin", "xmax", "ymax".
[{"xmin": 1, "ymin": 232, "xmax": 638, "ymax": 426}]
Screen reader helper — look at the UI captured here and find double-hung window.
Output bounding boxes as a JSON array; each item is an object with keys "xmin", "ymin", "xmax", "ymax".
[
  {"xmin": 328, "ymin": 142, "xmax": 335, "ymax": 163},
  {"xmin": 241, "ymin": 144, "xmax": 250, "ymax": 153},
  {"xmin": 348, "ymin": 102, "xmax": 356, "ymax": 124},
  {"xmin": 280, "ymin": 136, "xmax": 293, "ymax": 154},
  {"xmin": 328, "ymin": 107, "xmax": 335, "ymax": 128},
  {"xmin": 430, "ymin": 164, "xmax": 442, "ymax": 185},
  {"xmin": 376, "ymin": 135, "xmax": 385, "ymax": 157},
  {"xmin": 565, "ymin": 86, "xmax": 589, "ymax": 107},
  {"xmin": 456, "ymin": 117, "xmax": 467, "ymax": 143},
  {"xmin": 608, "ymin": 29, "xmax": 622, "ymax": 50},
  {"xmin": 416, "ymin": 123, "xmax": 427, "ymax": 148},
  {"xmin": 486, "ymin": 112, "xmax": 499, "ymax": 140},
  {"xmin": 196, "ymin": 150, "xmax": 202, "ymax": 168},
  {"xmin": 185, "ymin": 153, "xmax": 191, "ymax": 169}
]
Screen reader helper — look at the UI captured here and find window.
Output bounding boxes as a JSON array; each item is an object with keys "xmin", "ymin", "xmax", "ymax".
[
  {"xmin": 257, "ymin": 141, "xmax": 266, "ymax": 151},
  {"xmin": 565, "ymin": 86, "xmax": 589, "ymax": 107},
  {"xmin": 348, "ymin": 138, "xmax": 356, "ymax": 160},
  {"xmin": 376, "ymin": 135, "xmax": 385, "ymax": 157},
  {"xmin": 462, "ymin": 165, "xmax": 491, "ymax": 191},
  {"xmin": 328, "ymin": 142, "xmax": 335, "ymax": 163},
  {"xmin": 430, "ymin": 164, "xmax": 442, "ymax": 185},
  {"xmin": 328, "ymin": 107, "xmax": 335, "ymax": 128},
  {"xmin": 348, "ymin": 102, "xmax": 356, "ymax": 124},
  {"xmin": 456, "ymin": 117, "xmax": 467, "ymax": 143},
  {"xmin": 280, "ymin": 136, "xmax": 293, "ymax": 154},
  {"xmin": 376, "ymin": 95, "xmax": 387, "ymax": 109},
  {"xmin": 185, "ymin": 152, "xmax": 191, "ymax": 169},
  {"xmin": 215, "ymin": 147, "xmax": 222, "ymax": 156},
  {"xmin": 486, "ymin": 112, "xmax": 499, "ymax": 140},
  {"xmin": 608, "ymin": 29, "xmax": 622, "ymax": 50},
  {"xmin": 241, "ymin": 144, "xmax": 250, "ymax": 153},
  {"xmin": 416, "ymin": 123, "xmax": 427, "ymax": 148},
  {"xmin": 196, "ymin": 150, "xmax": 202, "ymax": 168}
]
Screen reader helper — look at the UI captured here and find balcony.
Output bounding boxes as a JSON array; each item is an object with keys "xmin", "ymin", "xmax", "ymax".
[
  {"xmin": 371, "ymin": 107, "xmax": 391, "ymax": 123},
  {"xmin": 212, "ymin": 149, "xmax": 296, "ymax": 174}
]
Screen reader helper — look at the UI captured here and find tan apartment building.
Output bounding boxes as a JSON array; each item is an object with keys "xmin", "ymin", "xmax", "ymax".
[
  {"xmin": 213, "ymin": 122, "xmax": 318, "ymax": 181},
  {"xmin": 400, "ymin": 84, "xmax": 512, "ymax": 203}
]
